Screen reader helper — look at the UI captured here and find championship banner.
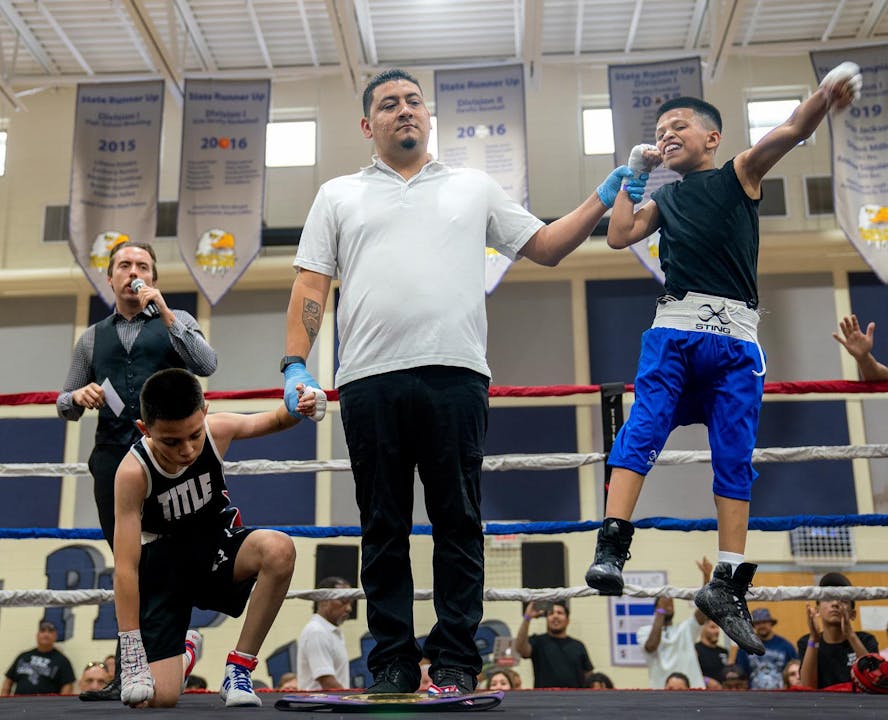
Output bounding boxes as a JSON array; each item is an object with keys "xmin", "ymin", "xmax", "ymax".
[
  {"xmin": 177, "ymin": 79, "xmax": 270, "ymax": 305},
  {"xmin": 69, "ymin": 81, "xmax": 164, "ymax": 306},
  {"xmin": 608, "ymin": 58, "xmax": 703, "ymax": 283},
  {"xmin": 811, "ymin": 48, "xmax": 888, "ymax": 283},
  {"xmin": 435, "ymin": 65, "xmax": 529, "ymax": 293},
  {"xmin": 609, "ymin": 570, "xmax": 666, "ymax": 666}
]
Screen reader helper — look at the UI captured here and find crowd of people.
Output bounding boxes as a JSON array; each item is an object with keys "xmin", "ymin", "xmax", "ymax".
[{"xmin": 3, "ymin": 61, "xmax": 885, "ymax": 704}]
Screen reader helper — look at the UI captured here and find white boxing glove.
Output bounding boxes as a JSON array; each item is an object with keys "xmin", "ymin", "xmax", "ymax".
[
  {"xmin": 628, "ymin": 144, "xmax": 662, "ymax": 175},
  {"xmin": 302, "ymin": 386, "xmax": 327, "ymax": 423},
  {"xmin": 819, "ymin": 61, "xmax": 863, "ymax": 104},
  {"xmin": 120, "ymin": 629, "xmax": 155, "ymax": 706}
]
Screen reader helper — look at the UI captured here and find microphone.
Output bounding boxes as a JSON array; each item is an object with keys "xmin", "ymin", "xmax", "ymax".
[{"xmin": 130, "ymin": 279, "xmax": 160, "ymax": 317}]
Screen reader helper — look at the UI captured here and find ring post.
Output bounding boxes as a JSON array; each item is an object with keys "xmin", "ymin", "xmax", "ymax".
[{"xmin": 600, "ymin": 382, "xmax": 626, "ymax": 508}]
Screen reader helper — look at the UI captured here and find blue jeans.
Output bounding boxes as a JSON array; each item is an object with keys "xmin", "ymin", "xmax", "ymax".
[{"xmin": 339, "ymin": 366, "xmax": 488, "ymax": 679}]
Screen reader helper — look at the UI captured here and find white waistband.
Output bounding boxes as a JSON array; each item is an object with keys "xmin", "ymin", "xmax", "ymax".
[{"xmin": 652, "ymin": 292, "xmax": 766, "ymax": 376}]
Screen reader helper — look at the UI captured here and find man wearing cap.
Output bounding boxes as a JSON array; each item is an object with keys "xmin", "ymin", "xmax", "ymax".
[
  {"xmin": 797, "ymin": 571, "xmax": 879, "ymax": 688},
  {"xmin": 735, "ymin": 607, "xmax": 797, "ymax": 689},
  {"xmin": 1, "ymin": 620, "xmax": 75, "ymax": 695}
]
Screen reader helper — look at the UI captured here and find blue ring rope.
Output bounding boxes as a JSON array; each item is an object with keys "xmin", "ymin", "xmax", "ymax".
[{"xmin": 3, "ymin": 513, "xmax": 887, "ymax": 540}]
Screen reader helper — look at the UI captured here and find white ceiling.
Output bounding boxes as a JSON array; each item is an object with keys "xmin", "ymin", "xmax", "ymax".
[{"xmin": 0, "ymin": 0, "xmax": 885, "ymax": 109}]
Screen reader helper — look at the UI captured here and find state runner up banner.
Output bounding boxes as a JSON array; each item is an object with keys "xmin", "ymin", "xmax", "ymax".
[
  {"xmin": 177, "ymin": 79, "xmax": 270, "ymax": 304},
  {"xmin": 69, "ymin": 81, "xmax": 164, "ymax": 306},
  {"xmin": 811, "ymin": 47, "xmax": 888, "ymax": 283},
  {"xmin": 608, "ymin": 58, "xmax": 703, "ymax": 283},
  {"xmin": 435, "ymin": 65, "xmax": 529, "ymax": 293}
]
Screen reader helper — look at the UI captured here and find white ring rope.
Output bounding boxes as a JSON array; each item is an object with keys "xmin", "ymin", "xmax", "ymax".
[
  {"xmin": 4, "ymin": 585, "xmax": 888, "ymax": 608},
  {"xmin": 2, "ymin": 443, "xmax": 888, "ymax": 477}
]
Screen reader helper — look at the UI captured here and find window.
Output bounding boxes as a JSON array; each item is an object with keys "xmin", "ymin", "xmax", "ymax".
[
  {"xmin": 582, "ymin": 108, "xmax": 615, "ymax": 155},
  {"xmin": 759, "ymin": 177, "xmax": 788, "ymax": 217},
  {"xmin": 804, "ymin": 176, "xmax": 834, "ymax": 216},
  {"xmin": 746, "ymin": 97, "xmax": 802, "ymax": 146},
  {"xmin": 0, "ymin": 130, "xmax": 6, "ymax": 176},
  {"xmin": 265, "ymin": 120, "xmax": 316, "ymax": 167}
]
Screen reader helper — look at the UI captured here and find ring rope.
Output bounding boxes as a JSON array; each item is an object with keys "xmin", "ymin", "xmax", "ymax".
[
  {"xmin": 3, "ymin": 443, "xmax": 888, "ymax": 478},
  {"xmin": 3, "ymin": 379, "xmax": 888, "ymax": 408},
  {"xmin": 3, "ymin": 585, "xmax": 887, "ymax": 609}
]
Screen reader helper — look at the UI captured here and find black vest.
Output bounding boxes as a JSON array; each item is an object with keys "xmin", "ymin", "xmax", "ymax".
[
  {"xmin": 131, "ymin": 429, "xmax": 232, "ymax": 536},
  {"xmin": 93, "ymin": 315, "xmax": 186, "ymax": 445}
]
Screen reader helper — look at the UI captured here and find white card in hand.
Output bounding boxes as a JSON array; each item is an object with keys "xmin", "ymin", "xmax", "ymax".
[{"xmin": 100, "ymin": 378, "xmax": 125, "ymax": 417}]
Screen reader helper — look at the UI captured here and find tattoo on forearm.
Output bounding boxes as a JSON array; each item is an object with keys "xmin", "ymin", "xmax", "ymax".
[{"xmin": 303, "ymin": 299, "xmax": 321, "ymax": 346}]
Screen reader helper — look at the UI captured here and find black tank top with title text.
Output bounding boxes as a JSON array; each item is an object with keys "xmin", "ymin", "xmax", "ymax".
[
  {"xmin": 130, "ymin": 424, "xmax": 235, "ymax": 536},
  {"xmin": 651, "ymin": 158, "xmax": 760, "ymax": 308}
]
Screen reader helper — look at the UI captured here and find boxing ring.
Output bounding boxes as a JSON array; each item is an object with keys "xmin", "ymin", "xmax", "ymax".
[{"xmin": 1, "ymin": 381, "xmax": 888, "ymax": 717}]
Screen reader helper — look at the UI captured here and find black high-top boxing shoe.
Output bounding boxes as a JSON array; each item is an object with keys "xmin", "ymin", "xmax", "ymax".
[
  {"xmin": 584, "ymin": 518, "xmax": 634, "ymax": 595},
  {"xmin": 695, "ymin": 562, "xmax": 765, "ymax": 656}
]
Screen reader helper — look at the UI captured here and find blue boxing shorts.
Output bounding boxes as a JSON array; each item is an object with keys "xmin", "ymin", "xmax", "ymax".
[{"xmin": 607, "ymin": 293, "xmax": 766, "ymax": 501}]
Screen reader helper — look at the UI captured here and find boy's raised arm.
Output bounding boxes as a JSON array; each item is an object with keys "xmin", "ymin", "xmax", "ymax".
[{"xmin": 736, "ymin": 61, "xmax": 861, "ymax": 193}]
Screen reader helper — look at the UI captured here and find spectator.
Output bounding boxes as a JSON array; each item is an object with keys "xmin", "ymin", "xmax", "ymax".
[
  {"xmin": 797, "ymin": 572, "xmax": 879, "ymax": 688},
  {"xmin": 720, "ymin": 664, "xmax": 749, "ymax": 690},
  {"xmin": 881, "ymin": 621, "xmax": 888, "ymax": 661},
  {"xmin": 515, "ymin": 600, "xmax": 594, "ymax": 688},
  {"xmin": 703, "ymin": 676, "xmax": 723, "ymax": 690},
  {"xmin": 79, "ymin": 661, "xmax": 111, "ymax": 693},
  {"xmin": 102, "ymin": 654, "xmax": 116, "ymax": 681},
  {"xmin": 665, "ymin": 672, "xmax": 691, "ymax": 690},
  {"xmin": 832, "ymin": 315, "xmax": 888, "ymax": 381},
  {"xmin": 782, "ymin": 658, "xmax": 801, "ymax": 688},
  {"xmin": 297, "ymin": 577, "xmax": 354, "ymax": 691},
  {"xmin": 695, "ymin": 619, "xmax": 729, "ymax": 684},
  {"xmin": 1, "ymin": 620, "xmax": 75, "ymax": 695},
  {"xmin": 184, "ymin": 675, "xmax": 207, "ymax": 690},
  {"xmin": 587, "ymin": 672, "xmax": 614, "ymax": 689},
  {"xmin": 736, "ymin": 607, "xmax": 798, "ymax": 689},
  {"xmin": 484, "ymin": 667, "xmax": 520, "ymax": 691},
  {"xmin": 636, "ymin": 558, "xmax": 711, "ymax": 689},
  {"xmin": 277, "ymin": 672, "xmax": 299, "ymax": 692}
]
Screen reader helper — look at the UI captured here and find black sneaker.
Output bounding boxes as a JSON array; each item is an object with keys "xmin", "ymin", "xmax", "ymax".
[
  {"xmin": 79, "ymin": 676, "xmax": 121, "ymax": 702},
  {"xmin": 429, "ymin": 667, "xmax": 475, "ymax": 695},
  {"xmin": 695, "ymin": 562, "xmax": 766, "ymax": 656},
  {"xmin": 366, "ymin": 664, "xmax": 419, "ymax": 694},
  {"xmin": 585, "ymin": 518, "xmax": 634, "ymax": 595}
]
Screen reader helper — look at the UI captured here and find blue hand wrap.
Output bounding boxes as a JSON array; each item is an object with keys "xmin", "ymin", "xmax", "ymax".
[{"xmin": 284, "ymin": 361, "xmax": 320, "ymax": 417}]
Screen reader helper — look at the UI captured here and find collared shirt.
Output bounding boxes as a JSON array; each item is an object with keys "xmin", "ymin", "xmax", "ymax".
[
  {"xmin": 294, "ymin": 156, "xmax": 544, "ymax": 387},
  {"xmin": 297, "ymin": 613, "xmax": 349, "ymax": 690},
  {"xmin": 57, "ymin": 309, "xmax": 217, "ymax": 420}
]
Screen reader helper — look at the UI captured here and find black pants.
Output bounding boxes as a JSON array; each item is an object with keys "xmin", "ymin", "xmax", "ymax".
[
  {"xmin": 88, "ymin": 443, "xmax": 131, "ymax": 547},
  {"xmin": 339, "ymin": 366, "xmax": 488, "ymax": 679},
  {"xmin": 87, "ymin": 442, "xmax": 131, "ymax": 684}
]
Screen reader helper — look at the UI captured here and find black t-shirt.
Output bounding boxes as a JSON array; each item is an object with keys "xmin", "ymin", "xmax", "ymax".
[
  {"xmin": 695, "ymin": 641, "xmax": 729, "ymax": 680},
  {"xmin": 4, "ymin": 648, "xmax": 75, "ymax": 694},
  {"xmin": 651, "ymin": 158, "xmax": 760, "ymax": 308},
  {"xmin": 797, "ymin": 632, "xmax": 880, "ymax": 688},
  {"xmin": 528, "ymin": 634, "xmax": 593, "ymax": 688}
]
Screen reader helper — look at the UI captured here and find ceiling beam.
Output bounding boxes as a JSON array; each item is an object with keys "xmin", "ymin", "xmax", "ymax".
[
  {"xmin": 245, "ymin": 0, "xmax": 273, "ymax": 69},
  {"xmin": 703, "ymin": 0, "xmax": 746, "ymax": 84},
  {"xmin": 859, "ymin": 0, "xmax": 888, "ymax": 37},
  {"xmin": 37, "ymin": 1, "xmax": 92, "ymax": 75},
  {"xmin": 119, "ymin": 0, "xmax": 183, "ymax": 104},
  {"xmin": 573, "ymin": 0, "xmax": 584, "ymax": 56},
  {"xmin": 740, "ymin": 0, "xmax": 763, "ymax": 46},
  {"xmin": 296, "ymin": 0, "xmax": 319, "ymax": 67},
  {"xmin": 0, "ymin": 0, "xmax": 56, "ymax": 74},
  {"xmin": 173, "ymin": 0, "xmax": 215, "ymax": 71},
  {"xmin": 821, "ymin": 0, "xmax": 847, "ymax": 42},
  {"xmin": 324, "ymin": 0, "xmax": 364, "ymax": 95},
  {"xmin": 522, "ymin": 0, "xmax": 544, "ymax": 80},
  {"xmin": 624, "ymin": 0, "xmax": 644, "ymax": 53},
  {"xmin": 685, "ymin": 0, "xmax": 708, "ymax": 49},
  {"xmin": 353, "ymin": 0, "xmax": 377, "ymax": 67}
]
